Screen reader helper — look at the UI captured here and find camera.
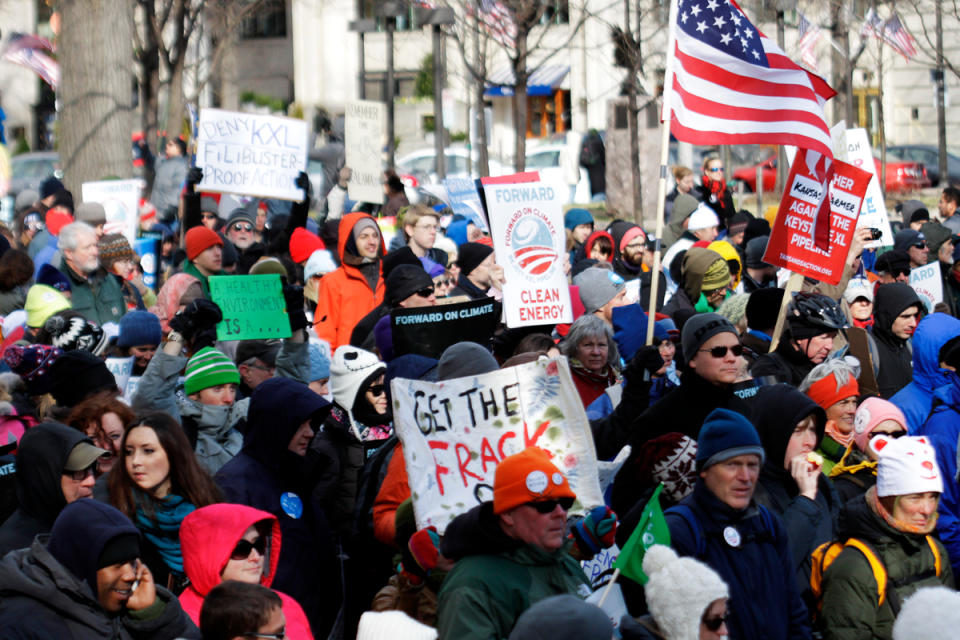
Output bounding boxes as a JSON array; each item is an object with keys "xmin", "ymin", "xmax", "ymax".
[{"xmin": 868, "ymin": 228, "xmax": 883, "ymax": 240}]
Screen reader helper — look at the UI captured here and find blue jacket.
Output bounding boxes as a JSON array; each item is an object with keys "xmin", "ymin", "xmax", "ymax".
[
  {"xmin": 891, "ymin": 313, "xmax": 960, "ymax": 433},
  {"xmin": 666, "ymin": 482, "xmax": 811, "ymax": 640},
  {"xmin": 917, "ymin": 372, "xmax": 960, "ymax": 577},
  {"xmin": 215, "ymin": 377, "xmax": 336, "ymax": 634}
]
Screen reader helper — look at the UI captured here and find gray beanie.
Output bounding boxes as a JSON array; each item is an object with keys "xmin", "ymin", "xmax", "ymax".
[
  {"xmin": 508, "ymin": 595, "xmax": 613, "ymax": 640},
  {"xmin": 681, "ymin": 312, "xmax": 738, "ymax": 360},
  {"xmin": 673, "ymin": 193, "xmax": 700, "ymax": 221},
  {"xmin": 437, "ymin": 342, "xmax": 498, "ymax": 381},
  {"xmin": 573, "ymin": 266, "xmax": 625, "ymax": 314},
  {"xmin": 76, "ymin": 202, "xmax": 106, "ymax": 226},
  {"xmin": 745, "ymin": 236, "xmax": 770, "ymax": 269},
  {"xmin": 15, "ymin": 189, "xmax": 39, "ymax": 214}
]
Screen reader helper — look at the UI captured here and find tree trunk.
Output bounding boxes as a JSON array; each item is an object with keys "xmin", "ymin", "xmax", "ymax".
[
  {"xmin": 164, "ymin": 60, "xmax": 187, "ymax": 144},
  {"xmin": 473, "ymin": 14, "xmax": 490, "ymax": 177},
  {"xmin": 59, "ymin": 0, "xmax": 135, "ymax": 193},
  {"xmin": 830, "ymin": 1, "xmax": 853, "ymax": 125}
]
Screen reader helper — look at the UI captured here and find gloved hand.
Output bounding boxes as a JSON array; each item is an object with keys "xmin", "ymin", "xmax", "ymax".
[
  {"xmin": 283, "ymin": 284, "xmax": 308, "ymax": 333},
  {"xmin": 407, "ymin": 526, "xmax": 441, "ymax": 575},
  {"xmin": 185, "ymin": 167, "xmax": 203, "ymax": 194},
  {"xmin": 569, "ymin": 505, "xmax": 617, "ymax": 556},
  {"xmin": 625, "ymin": 345, "xmax": 665, "ymax": 385},
  {"xmin": 296, "ymin": 171, "xmax": 312, "ymax": 205},
  {"xmin": 169, "ymin": 298, "xmax": 223, "ymax": 342}
]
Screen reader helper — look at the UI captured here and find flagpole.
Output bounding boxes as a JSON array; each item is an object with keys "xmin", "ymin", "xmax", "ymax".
[
  {"xmin": 645, "ymin": 0, "xmax": 681, "ymax": 346},
  {"xmin": 596, "ymin": 568, "xmax": 621, "ymax": 608}
]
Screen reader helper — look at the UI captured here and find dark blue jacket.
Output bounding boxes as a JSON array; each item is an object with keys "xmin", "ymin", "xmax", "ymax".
[
  {"xmin": 917, "ymin": 372, "xmax": 960, "ymax": 577},
  {"xmin": 666, "ymin": 482, "xmax": 811, "ymax": 640},
  {"xmin": 891, "ymin": 312, "xmax": 960, "ymax": 433},
  {"xmin": 215, "ymin": 377, "xmax": 336, "ymax": 635}
]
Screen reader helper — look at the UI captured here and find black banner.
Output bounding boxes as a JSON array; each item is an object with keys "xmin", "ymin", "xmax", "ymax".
[{"xmin": 391, "ymin": 297, "xmax": 499, "ymax": 359}]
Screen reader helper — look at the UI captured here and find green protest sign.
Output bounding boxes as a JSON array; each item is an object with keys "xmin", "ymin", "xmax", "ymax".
[{"xmin": 209, "ymin": 275, "xmax": 291, "ymax": 341}]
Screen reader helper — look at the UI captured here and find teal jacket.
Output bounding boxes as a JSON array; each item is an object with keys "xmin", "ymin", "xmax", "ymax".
[
  {"xmin": 57, "ymin": 259, "xmax": 126, "ymax": 325},
  {"xmin": 437, "ymin": 503, "xmax": 591, "ymax": 640}
]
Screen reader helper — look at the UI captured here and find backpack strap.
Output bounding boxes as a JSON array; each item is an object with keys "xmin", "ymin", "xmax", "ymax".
[
  {"xmin": 665, "ymin": 503, "xmax": 706, "ymax": 558},
  {"xmin": 845, "ymin": 538, "xmax": 889, "ymax": 607},
  {"xmin": 925, "ymin": 535, "xmax": 943, "ymax": 577}
]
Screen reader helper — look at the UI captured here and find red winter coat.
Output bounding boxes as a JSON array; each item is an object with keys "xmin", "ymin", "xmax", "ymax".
[
  {"xmin": 178, "ymin": 503, "xmax": 313, "ymax": 640},
  {"xmin": 314, "ymin": 212, "xmax": 386, "ymax": 350}
]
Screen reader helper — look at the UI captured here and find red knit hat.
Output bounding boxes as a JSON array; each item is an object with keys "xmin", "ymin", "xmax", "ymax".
[
  {"xmin": 185, "ymin": 226, "xmax": 223, "ymax": 260},
  {"xmin": 289, "ymin": 228, "xmax": 325, "ymax": 264},
  {"xmin": 46, "ymin": 210, "xmax": 74, "ymax": 236},
  {"xmin": 493, "ymin": 447, "xmax": 576, "ymax": 514},
  {"xmin": 806, "ymin": 374, "xmax": 859, "ymax": 410}
]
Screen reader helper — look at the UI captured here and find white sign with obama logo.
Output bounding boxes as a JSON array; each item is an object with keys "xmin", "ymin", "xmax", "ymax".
[{"xmin": 482, "ymin": 173, "xmax": 573, "ymax": 328}]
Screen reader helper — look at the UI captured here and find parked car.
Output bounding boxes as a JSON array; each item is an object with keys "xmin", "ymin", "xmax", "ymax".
[
  {"xmin": 395, "ymin": 147, "xmax": 508, "ymax": 205},
  {"xmin": 524, "ymin": 143, "xmax": 591, "ymax": 204},
  {"xmin": 887, "ymin": 144, "xmax": 960, "ymax": 186},
  {"xmin": 9, "ymin": 151, "xmax": 61, "ymax": 198},
  {"xmin": 732, "ymin": 152, "xmax": 931, "ymax": 193}
]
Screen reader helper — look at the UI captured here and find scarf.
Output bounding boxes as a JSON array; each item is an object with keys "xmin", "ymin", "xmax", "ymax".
[
  {"xmin": 829, "ymin": 445, "xmax": 876, "ymax": 479},
  {"xmin": 867, "ymin": 485, "xmax": 938, "ymax": 535},
  {"xmin": 135, "ymin": 492, "xmax": 195, "ymax": 574},
  {"xmin": 824, "ymin": 421, "xmax": 855, "ymax": 448},
  {"xmin": 704, "ymin": 175, "xmax": 729, "ymax": 212}
]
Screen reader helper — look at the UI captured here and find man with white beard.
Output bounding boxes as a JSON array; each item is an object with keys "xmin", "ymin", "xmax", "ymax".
[{"xmin": 56, "ymin": 222, "xmax": 126, "ymax": 324}]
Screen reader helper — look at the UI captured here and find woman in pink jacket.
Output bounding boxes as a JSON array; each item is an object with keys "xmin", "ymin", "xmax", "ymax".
[{"xmin": 179, "ymin": 503, "xmax": 313, "ymax": 639}]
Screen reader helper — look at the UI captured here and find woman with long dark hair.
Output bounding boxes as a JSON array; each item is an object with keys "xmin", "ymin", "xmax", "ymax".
[{"xmin": 108, "ymin": 411, "xmax": 221, "ymax": 593}]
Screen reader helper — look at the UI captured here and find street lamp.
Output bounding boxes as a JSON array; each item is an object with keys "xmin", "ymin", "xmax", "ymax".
[{"xmin": 416, "ymin": 6, "xmax": 455, "ymax": 179}]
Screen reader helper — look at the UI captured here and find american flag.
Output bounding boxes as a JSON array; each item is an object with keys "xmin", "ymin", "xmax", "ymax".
[
  {"xmin": 797, "ymin": 11, "xmax": 821, "ymax": 70},
  {"xmin": 861, "ymin": 9, "xmax": 918, "ymax": 61},
  {"xmin": 670, "ymin": 0, "xmax": 836, "ymax": 159},
  {"xmin": 0, "ymin": 32, "xmax": 59, "ymax": 89},
  {"xmin": 474, "ymin": 0, "xmax": 517, "ymax": 49}
]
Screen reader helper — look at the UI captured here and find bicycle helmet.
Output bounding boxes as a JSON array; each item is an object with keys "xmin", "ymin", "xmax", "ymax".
[{"xmin": 788, "ymin": 292, "xmax": 848, "ymax": 334}]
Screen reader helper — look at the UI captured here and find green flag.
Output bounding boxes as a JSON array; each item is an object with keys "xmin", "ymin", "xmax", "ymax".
[{"xmin": 612, "ymin": 483, "xmax": 671, "ymax": 585}]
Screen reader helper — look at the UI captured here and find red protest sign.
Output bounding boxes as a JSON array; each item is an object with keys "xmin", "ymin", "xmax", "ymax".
[{"xmin": 763, "ymin": 151, "xmax": 872, "ymax": 285}]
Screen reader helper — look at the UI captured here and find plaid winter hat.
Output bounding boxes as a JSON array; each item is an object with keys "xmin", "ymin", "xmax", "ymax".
[
  {"xmin": 184, "ymin": 346, "xmax": 240, "ymax": 395},
  {"xmin": 634, "ymin": 432, "xmax": 698, "ymax": 504},
  {"xmin": 3, "ymin": 344, "xmax": 62, "ymax": 395},
  {"xmin": 45, "ymin": 315, "xmax": 109, "ymax": 356},
  {"xmin": 98, "ymin": 234, "xmax": 137, "ymax": 271}
]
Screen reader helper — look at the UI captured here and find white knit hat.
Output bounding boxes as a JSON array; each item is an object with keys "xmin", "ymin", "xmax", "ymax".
[
  {"xmin": 642, "ymin": 545, "xmax": 729, "ymax": 640},
  {"xmin": 893, "ymin": 587, "xmax": 960, "ymax": 640},
  {"xmin": 304, "ymin": 249, "xmax": 337, "ymax": 280},
  {"xmin": 875, "ymin": 435, "xmax": 943, "ymax": 497},
  {"xmin": 329, "ymin": 345, "xmax": 385, "ymax": 430},
  {"xmin": 686, "ymin": 203, "xmax": 720, "ymax": 232},
  {"xmin": 356, "ymin": 611, "xmax": 437, "ymax": 640}
]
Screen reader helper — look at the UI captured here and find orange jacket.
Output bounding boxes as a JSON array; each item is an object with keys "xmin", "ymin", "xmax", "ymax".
[
  {"xmin": 314, "ymin": 212, "xmax": 386, "ymax": 349},
  {"xmin": 372, "ymin": 442, "xmax": 410, "ymax": 547}
]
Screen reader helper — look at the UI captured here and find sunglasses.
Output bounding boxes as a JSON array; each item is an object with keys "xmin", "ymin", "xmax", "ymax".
[
  {"xmin": 913, "ymin": 242, "xmax": 927, "ymax": 249},
  {"xmin": 871, "ymin": 430, "xmax": 906, "ymax": 440},
  {"xmin": 231, "ymin": 536, "xmax": 267, "ymax": 560},
  {"xmin": 702, "ymin": 613, "xmax": 729, "ymax": 632},
  {"xmin": 367, "ymin": 384, "xmax": 386, "ymax": 397},
  {"xmin": 698, "ymin": 344, "xmax": 744, "ymax": 358},
  {"xmin": 244, "ymin": 632, "xmax": 285, "ymax": 640},
  {"xmin": 437, "ymin": 279, "xmax": 454, "ymax": 287},
  {"xmin": 529, "ymin": 497, "xmax": 575, "ymax": 513},
  {"xmin": 232, "ymin": 223, "xmax": 254, "ymax": 232},
  {"xmin": 64, "ymin": 463, "xmax": 97, "ymax": 482},
  {"xmin": 708, "ymin": 166, "xmax": 725, "ymax": 172},
  {"xmin": 415, "ymin": 286, "xmax": 435, "ymax": 298}
]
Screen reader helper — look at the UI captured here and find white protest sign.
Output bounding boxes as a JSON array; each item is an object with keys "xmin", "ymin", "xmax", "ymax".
[
  {"xmin": 345, "ymin": 100, "xmax": 386, "ymax": 204},
  {"xmin": 840, "ymin": 128, "xmax": 893, "ymax": 247},
  {"xmin": 82, "ymin": 180, "xmax": 142, "ymax": 244},
  {"xmin": 910, "ymin": 261, "xmax": 943, "ymax": 312},
  {"xmin": 481, "ymin": 173, "xmax": 573, "ymax": 327},
  {"xmin": 105, "ymin": 356, "xmax": 135, "ymax": 395},
  {"xmin": 196, "ymin": 108, "xmax": 307, "ymax": 201},
  {"xmin": 391, "ymin": 357, "xmax": 603, "ymax": 534}
]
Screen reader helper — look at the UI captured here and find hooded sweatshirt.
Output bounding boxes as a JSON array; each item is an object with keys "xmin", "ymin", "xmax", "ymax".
[
  {"xmin": 178, "ymin": 504, "xmax": 313, "ymax": 640},
  {"xmin": 0, "ymin": 499, "xmax": 199, "ymax": 639},
  {"xmin": 314, "ymin": 212, "xmax": 386, "ymax": 350},
  {"xmin": 890, "ymin": 312, "xmax": 960, "ymax": 432},
  {"xmin": 872, "ymin": 283, "xmax": 923, "ymax": 398},
  {"xmin": 662, "ymin": 247, "xmax": 724, "ymax": 318},
  {"xmin": 215, "ymin": 377, "xmax": 336, "ymax": 633},
  {"xmin": 0, "ymin": 422, "xmax": 91, "ymax": 555},
  {"xmin": 751, "ymin": 385, "xmax": 836, "ymax": 600}
]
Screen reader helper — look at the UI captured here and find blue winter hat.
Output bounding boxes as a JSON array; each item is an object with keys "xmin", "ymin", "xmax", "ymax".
[
  {"xmin": 37, "ymin": 263, "xmax": 71, "ymax": 293},
  {"xmin": 117, "ymin": 310, "xmax": 162, "ymax": 348},
  {"xmin": 696, "ymin": 408, "xmax": 765, "ymax": 471},
  {"xmin": 309, "ymin": 343, "xmax": 331, "ymax": 382},
  {"xmin": 564, "ymin": 208, "xmax": 594, "ymax": 231}
]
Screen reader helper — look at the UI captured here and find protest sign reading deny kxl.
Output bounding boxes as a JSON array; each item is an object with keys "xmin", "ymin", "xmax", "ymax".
[
  {"xmin": 392, "ymin": 297, "xmax": 499, "ymax": 359},
  {"xmin": 391, "ymin": 357, "xmax": 603, "ymax": 533},
  {"xmin": 763, "ymin": 152, "xmax": 872, "ymax": 286},
  {"xmin": 196, "ymin": 108, "xmax": 307, "ymax": 201},
  {"xmin": 208, "ymin": 274, "xmax": 291, "ymax": 341},
  {"xmin": 481, "ymin": 172, "xmax": 573, "ymax": 328}
]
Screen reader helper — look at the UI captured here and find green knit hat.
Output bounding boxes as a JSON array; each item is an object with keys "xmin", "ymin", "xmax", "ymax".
[{"xmin": 184, "ymin": 347, "xmax": 240, "ymax": 395}]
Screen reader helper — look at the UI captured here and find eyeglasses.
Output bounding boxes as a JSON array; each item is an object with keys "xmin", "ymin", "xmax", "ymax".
[
  {"xmin": 231, "ymin": 536, "xmax": 267, "ymax": 560},
  {"xmin": 436, "ymin": 279, "xmax": 454, "ymax": 287},
  {"xmin": 63, "ymin": 463, "xmax": 97, "ymax": 482},
  {"xmin": 367, "ymin": 384, "xmax": 386, "ymax": 397},
  {"xmin": 702, "ymin": 613, "xmax": 729, "ymax": 632},
  {"xmin": 415, "ymin": 286, "xmax": 435, "ymax": 298},
  {"xmin": 231, "ymin": 223, "xmax": 254, "ymax": 232},
  {"xmin": 698, "ymin": 344, "xmax": 744, "ymax": 358},
  {"xmin": 708, "ymin": 166, "xmax": 725, "ymax": 172},
  {"xmin": 529, "ymin": 497, "xmax": 575, "ymax": 513},
  {"xmin": 201, "ymin": 213, "xmax": 218, "ymax": 220},
  {"xmin": 244, "ymin": 631, "xmax": 285, "ymax": 640}
]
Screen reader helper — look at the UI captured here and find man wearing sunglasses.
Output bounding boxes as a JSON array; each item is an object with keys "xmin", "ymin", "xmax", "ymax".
[
  {"xmin": 0, "ymin": 499, "xmax": 199, "ymax": 638},
  {"xmin": 874, "ymin": 249, "xmax": 912, "ymax": 285},
  {"xmin": 225, "ymin": 209, "xmax": 265, "ymax": 275},
  {"xmin": 893, "ymin": 229, "xmax": 930, "ymax": 270},
  {"xmin": 437, "ymin": 447, "xmax": 596, "ymax": 640}
]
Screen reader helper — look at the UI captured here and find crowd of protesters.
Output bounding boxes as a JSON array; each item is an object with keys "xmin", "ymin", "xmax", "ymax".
[{"xmin": 0, "ymin": 140, "xmax": 958, "ymax": 640}]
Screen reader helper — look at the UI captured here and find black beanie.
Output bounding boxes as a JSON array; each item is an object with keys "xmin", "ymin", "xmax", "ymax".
[
  {"xmin": 940, "ymin": 335, "xmax": 960, "ymax": 369},
  {"xmin": 458, "ymin": 242, "xmax": 494, "ymax": 276},
  {"xmin": 382, "ymin": 246, "xmax": 423, "ymax": 280},
  {"xmin": 50, "ymin": 189, "xmax": 75, "ymax": 214},
  {"xmin": 746, "ymin": 287, "xmax": 785, "ymax": 332},
  {"xmin": 48, "ymin": 351, "xmax": 118, "ymax": 407},
  {"xmin": 97, "ymin": 533, "xmax": 140, "ymax": 569},
  {"xmin": 386, "ymin": 264, "xmax": 434, "ymax": 306}
]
